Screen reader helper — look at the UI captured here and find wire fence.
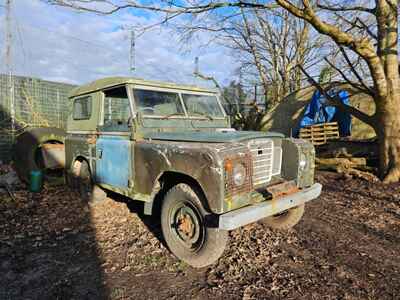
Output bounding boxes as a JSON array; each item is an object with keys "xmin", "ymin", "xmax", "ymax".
[{"xmin": 0, "ymin": 74, "xmax": 76, "ymax": 162}]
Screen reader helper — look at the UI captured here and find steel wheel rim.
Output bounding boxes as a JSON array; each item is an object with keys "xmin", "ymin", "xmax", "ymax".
[{"xmin": 169, "ymin": 201, "xmax": 205, "ymax": 252}]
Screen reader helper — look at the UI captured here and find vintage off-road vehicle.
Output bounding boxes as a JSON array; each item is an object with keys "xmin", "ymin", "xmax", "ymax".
[{"xmin": 65, "ymin": 77, "xmax": 322, "ymax": 267}]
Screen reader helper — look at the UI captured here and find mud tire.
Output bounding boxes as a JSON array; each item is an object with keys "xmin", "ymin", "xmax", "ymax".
[
  {"xmin": 260, "ymin": 204, "xmax": 305, "ymax": 230},
  {"xmin": 13, "ymin": 127, "xmax": 66, "ymax": 183},
  {"xmin": 161, "ymin": 183, "xmax": 228, "ymax": 268}
]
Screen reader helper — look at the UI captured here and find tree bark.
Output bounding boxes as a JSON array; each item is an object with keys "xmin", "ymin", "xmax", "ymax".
[
  {"xmin": 375, "ymin": 0, "xmax": 400, "ymax": 183},
  {"xmin": 376, "ymin": 92, "xmax": 400, "ymax": 183}
]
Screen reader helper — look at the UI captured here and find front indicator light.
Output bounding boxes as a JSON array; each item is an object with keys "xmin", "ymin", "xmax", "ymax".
[{"xmin": 299, "ymin": 153, "xmax": 307, "ymax": 170}]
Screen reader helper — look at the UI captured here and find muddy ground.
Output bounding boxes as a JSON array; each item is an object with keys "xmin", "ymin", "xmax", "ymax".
[{"xmin": 1, "ymin": 171, "xmax": 399, "ymax": 299}]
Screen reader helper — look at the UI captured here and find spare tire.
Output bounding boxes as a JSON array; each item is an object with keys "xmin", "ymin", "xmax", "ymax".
[
  {"xmin": 260, "ymin": 204, "xmax": 305, "ymax": 230},
  {"xmin": 13, "ymin": 127, "xmax": 66, "ymax": 183}
]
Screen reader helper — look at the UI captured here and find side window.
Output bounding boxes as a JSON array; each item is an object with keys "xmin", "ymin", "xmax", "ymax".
[
  {"xmin": 102, "ymin": 86, "xmax": 131, "ymax": 131},
  {"xmin": 73, "ymin": 96, "xmax": 92, "ymax": 120}
]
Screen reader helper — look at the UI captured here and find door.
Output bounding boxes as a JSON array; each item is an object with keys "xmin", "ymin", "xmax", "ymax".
[{"xmin": 95, "ymin": 86, "xmax": 133, "ymax": 189}]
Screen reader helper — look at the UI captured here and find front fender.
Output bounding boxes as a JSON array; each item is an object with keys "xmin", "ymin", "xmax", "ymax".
[{"xmin": 134, "ymin": 140, "xmax": 225, "ymax": 213}]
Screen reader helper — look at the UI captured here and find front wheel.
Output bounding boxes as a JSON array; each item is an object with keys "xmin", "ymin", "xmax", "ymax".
[
  {"xmin": 260, "ymin": 204, "xmax": 305, "ymax": 230},
  {"xmin": 161, "ymin": 183, "xmax": 228, "ymax": 268}
]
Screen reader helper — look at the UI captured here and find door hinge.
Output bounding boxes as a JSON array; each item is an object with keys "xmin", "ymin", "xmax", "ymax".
[{"xmin": 97, "ymin": 149, "xmax": 103, "ymax": 159}]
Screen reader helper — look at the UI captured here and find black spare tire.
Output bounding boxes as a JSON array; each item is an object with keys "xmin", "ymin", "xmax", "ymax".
[{"xmin": 13, "ymin": 127, "xmax": 66, "ymax": 183}]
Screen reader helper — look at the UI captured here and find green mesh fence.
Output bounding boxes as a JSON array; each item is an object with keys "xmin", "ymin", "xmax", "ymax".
[{"xmin": 0, "ymin": 74, "xmax": 76, "ymax": 162}]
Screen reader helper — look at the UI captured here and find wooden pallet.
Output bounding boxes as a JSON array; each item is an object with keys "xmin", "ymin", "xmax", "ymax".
[{"xmin": 299, "ymin": 122, "xmax": 340, "ymax": 145}]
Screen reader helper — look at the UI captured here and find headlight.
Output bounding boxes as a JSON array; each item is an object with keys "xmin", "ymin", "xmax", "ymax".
[
  {"xmin": 232, "ymin": 163, "xmax": 246, "ymax": 186},
  {"xmin": 299, "ymin": 152, "xmax": 307, "ymax": 170}
]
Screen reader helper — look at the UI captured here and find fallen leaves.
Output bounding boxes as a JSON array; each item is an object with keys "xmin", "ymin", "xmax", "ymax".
[{"xmin": 0, "ymin": 171, "xmax": 399, "ymax": 299}]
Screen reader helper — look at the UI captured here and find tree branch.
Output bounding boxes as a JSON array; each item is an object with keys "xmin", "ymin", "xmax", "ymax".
[
  {"xmin": 275, "ymin": 0, "xmax": 377, "ymax": 59},
  {"xmin": 316, "ymin": 2, "xmax": 376, "ymax": 14},
  {"xmin": 323, "ymin": 57, "xmax": 371, "ymax": 95},
  {"xmin": 46, "ymin": 0, "xmax": 278, "ymax": 15},
  {"xmin": 339, "ymin": 46, "xmax": 374, "ymax": 95}
]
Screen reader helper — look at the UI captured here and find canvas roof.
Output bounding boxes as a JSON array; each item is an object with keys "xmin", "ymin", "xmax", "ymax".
[{"xmin": 69, "ymin": 77, "xmax": 218, "ymax": 98}]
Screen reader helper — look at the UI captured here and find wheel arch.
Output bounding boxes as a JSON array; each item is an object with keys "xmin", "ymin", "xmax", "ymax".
[
  {"xmin": 70, "ymin": 155, "xmax": 91, "ymax": 176},
  {"xmin": 145, "ymin": 171, "xmax": 211, "ymax": 216}
]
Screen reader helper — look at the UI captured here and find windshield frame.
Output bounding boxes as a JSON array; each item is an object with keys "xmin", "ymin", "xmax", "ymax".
[{"xmin": 130, "ymin": 84, "xmax": 226, "ymax": 120}]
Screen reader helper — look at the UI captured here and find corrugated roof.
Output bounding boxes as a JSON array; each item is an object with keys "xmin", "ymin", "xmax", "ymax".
[{"xmin": 69, "ymin": 76, "xmax": 218, "ymax": 97}]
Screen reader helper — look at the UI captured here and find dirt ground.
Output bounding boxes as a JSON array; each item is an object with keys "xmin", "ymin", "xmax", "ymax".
[{"xmin": 1, "ymin": 171, "xmax": 399, "ymax": 300}]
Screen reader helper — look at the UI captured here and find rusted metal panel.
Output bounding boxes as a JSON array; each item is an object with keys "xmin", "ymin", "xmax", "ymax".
[
  {"xmin": 266, "ymin": 180, "xmax": 298, "ymax": 199},
  {"xmin": 134, "ymin": 140, "xmax": 226, "ymax": 214},
  {"xmin": 65, "ymin": 133, "xmax": 97, "ymax": 177}
]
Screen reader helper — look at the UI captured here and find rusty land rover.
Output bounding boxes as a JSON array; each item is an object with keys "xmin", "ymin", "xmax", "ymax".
[{"xmin": 65, "ymin": 77, "xmax": 322, "ymax": 267}]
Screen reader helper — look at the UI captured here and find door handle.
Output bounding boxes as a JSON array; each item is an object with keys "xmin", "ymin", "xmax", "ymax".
[{"xmin": 97, "ymin": 149, "xmax": 103, "ymax": 159}]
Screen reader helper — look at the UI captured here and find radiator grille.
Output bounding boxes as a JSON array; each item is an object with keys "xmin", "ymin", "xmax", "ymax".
[{"xmin": 249, "ymin": 139, "xmax": 274, "ymax": 186}]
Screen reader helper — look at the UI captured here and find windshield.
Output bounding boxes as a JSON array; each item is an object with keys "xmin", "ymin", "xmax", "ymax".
[
  {"xmin": 182, "ymin": 94, "xmax": 224, "ymax": 118},
  {"xmin": 134, "ymin": 89, "xmax": 184, "ymax": 116}
]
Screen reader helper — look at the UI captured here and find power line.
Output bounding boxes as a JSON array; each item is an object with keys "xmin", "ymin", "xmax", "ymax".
[
  {"xmin": 22, "ymin": 23, "xmax": 107, "ymax": 49},
  {"xmin": 16, "ymin": 23, "xmax": 130, "ymax": 65},
  {"xmin": 130, "ymin": 29, "xmax": 135, "ymax": 73},
  {"xmin": 3, "ymin": 10, "xmax": 199, "ymax": 84}
]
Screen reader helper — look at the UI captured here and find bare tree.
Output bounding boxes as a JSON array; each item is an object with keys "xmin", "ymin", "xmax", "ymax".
[
  {"xmin": 46, "ymin": 0, "xmax": 400, "ymax": 182},
  {"xmin": 275, "ymin": 0, "xmax": 400, "ymax": 183},
  {"xmin": 230, "ymin": 8, "xmax": 321, "ymax": 104}
]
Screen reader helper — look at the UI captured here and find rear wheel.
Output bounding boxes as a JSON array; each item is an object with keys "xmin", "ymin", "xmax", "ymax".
[
  {"xmin": 161, "ymin": 183, "xmax": 228, "ymax": 268},
  {"xmin": 260, "ymin": 204, "xmax": 305, "ymax": 230},
  {"xmin": 76, "ymin": 160, "xmax": 106, "ymax": 204}
]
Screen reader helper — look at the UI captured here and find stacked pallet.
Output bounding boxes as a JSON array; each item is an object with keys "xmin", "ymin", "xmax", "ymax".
[{"xmin": 299, "ymin": 122, "xmax": 339, "ymax": 145}]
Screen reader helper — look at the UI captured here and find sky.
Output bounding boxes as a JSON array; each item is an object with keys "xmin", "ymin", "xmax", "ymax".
[{"xmin": 0, "ymin": 0, "xmax": 239, "ymax": 87}]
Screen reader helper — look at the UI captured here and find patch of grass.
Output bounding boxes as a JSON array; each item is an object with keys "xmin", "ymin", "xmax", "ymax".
[
  {"xmin": 168, "ymin": 260, "xmax": 187, "ymax": 273},
  {"xmin": 142, "ymin": 254, "xmax": 165, "ymax": 266},
  {"xmin": 110, "ymin": 287, "xmax": 125, "ymax": 299}
]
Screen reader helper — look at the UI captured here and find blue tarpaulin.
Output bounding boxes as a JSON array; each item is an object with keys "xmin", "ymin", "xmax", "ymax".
[{"xmin": 295, "ymin": 89, "xmax": 352, "ymax": 137}]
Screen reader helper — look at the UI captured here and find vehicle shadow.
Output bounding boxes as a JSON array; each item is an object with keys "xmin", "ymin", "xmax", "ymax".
[
  {"xmin": 0, "ymin": 108, "xmax": 111, "ymax": 299},
  {"xmin": 108, "ymin": 190, "xmax": 166, "ymax": 247},
  {"xmin": 0, "ymin": 182, "xmax": 111, "ymax": 300}
]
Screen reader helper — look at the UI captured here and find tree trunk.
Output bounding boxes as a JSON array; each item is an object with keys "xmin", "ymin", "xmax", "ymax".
[{"xmin": 377, "ymin": 92, "xmax": 400, "ymax": 183}]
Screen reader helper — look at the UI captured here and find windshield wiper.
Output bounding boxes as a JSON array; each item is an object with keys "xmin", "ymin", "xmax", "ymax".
[{"xmin": 161, "ymin": 112, "xmax": 185, "ymax": 120}]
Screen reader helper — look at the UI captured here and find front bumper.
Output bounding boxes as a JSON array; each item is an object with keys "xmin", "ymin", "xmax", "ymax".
[{"xmin": 218, "ymin": 183, "xmax": 322, "ymax": 230}]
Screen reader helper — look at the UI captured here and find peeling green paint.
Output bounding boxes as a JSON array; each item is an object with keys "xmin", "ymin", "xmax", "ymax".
[{"xmin": 65, "ymin": 78, "xmax": 317, "ymax": 217}]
